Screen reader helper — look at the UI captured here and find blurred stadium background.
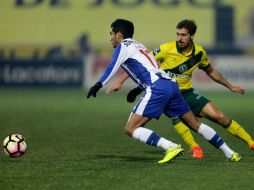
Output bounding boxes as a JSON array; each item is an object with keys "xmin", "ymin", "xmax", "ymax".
[
  {"xmin": 0, "ymin": 0, "xmax": 254, "ymax": 90},
  {"xmin": 1, "ymin": 1, "xmax": 254, "ymax": 190}
]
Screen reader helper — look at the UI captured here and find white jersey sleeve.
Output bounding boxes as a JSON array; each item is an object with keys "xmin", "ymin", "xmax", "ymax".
[{"xmin": 98, "ymin": 44, "xmax": 129, "ymax": 86}]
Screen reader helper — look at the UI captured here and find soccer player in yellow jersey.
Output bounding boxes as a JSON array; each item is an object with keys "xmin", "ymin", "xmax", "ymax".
[
  {"xmin": 149, "ymin": 19, "xmax": 254, "ymax": 156},
  {"xmin": 106, "ymin": 19, "xmax": 254, "ymax": 158}
]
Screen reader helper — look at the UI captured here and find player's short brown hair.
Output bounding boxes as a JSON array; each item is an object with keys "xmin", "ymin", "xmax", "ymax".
[{"xmin": 176, "ymin": 19, "xmax": 197, "ymax": 36}]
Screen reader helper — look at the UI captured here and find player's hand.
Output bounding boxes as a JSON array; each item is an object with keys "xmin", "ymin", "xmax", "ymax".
[
  {"xmin": 230, "ymin": 86, "xmax": 246, "ymax": 94},
  {"xmin": 87, "ymin": 82, "xmax": 102, "ymax": 98},
  {"xmin": 127, "ymin": 86, "xmax": 144, "ymax": 103},
  {"xmin": 106, "ymin": 82, "xmax": 122, "ymax": 94}
]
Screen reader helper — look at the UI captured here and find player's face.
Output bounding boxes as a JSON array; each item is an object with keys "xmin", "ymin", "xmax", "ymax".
[
  {"xmin": 176, "ymin": 28, "xmax": 193, "ymax": 50},
  {"xmin": 110, "ymin": 30, "xmax": 121, "ymax": 48}
]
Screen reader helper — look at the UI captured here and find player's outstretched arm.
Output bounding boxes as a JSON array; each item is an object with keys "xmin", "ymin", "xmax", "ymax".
[
  {"xmin": 105, "ymin": 72, "xmax": 129, "ymax": 94},
  {"xmin": 202, "ymin": 65, "xmax": 246, "ymax": 94}
]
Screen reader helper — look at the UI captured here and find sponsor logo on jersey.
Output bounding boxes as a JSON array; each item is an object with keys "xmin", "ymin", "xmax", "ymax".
[
  {"xmin": 179, "ymin": 64, "xmax": 188, "ymax": 73},
  {"xmin": 166, "ymin": 71, "xmax": 191, "ymax": 79},
  {"xmin": 152, "ymin": 47, "xmax": 161, "ymax": 56}
]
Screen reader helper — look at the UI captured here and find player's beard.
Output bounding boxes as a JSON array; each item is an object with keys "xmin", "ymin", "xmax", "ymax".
[{"xmin": 178, "ymin": 41, "xmax": 192, "ymax": 51}]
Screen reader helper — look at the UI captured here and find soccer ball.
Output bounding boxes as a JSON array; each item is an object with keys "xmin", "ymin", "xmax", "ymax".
[{"xmin": 3, "ymin": 134, "xmax": 27, "ymax": 158}]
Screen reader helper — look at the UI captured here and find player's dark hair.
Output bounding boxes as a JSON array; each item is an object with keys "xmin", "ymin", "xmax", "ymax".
[
  {"xmin": 176, "ymin": 19, "xmax": 197, "ymax": 36},
  {"xmin": 111, "ymin": 19, "xmax": 134, "ymax": 39}
]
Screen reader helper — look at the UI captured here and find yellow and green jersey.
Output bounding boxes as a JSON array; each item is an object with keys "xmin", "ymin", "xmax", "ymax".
[{"xmin": 151, "ymin": 41, "xmax": 210, "ymax": 90}]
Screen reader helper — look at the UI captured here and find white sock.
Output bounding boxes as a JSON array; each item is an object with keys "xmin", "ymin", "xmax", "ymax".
[
  {"xmin": 198, "ymin": 123, "xmax": 235, "ymax": 158},
  {"xmin": 198, "ymin": 123, "xmax": 216, "ymax": 140},
  {"xmin": 132, "ymin": 127, "xmax": 178, "ymax": 150},
  {"xmin": 219, "ymin": 143, "xmax": 235, "ymax": 158},
  {"xmin": 157, "ymin": 137, "xmax": 178, "ymax": 150}
]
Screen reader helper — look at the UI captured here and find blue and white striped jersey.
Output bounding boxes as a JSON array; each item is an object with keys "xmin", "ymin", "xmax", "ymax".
[{"xmin": 98, "ymin": 38, "xmax": 172, "ymax": 88}]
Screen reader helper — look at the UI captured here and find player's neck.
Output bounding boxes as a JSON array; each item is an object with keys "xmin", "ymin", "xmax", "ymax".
[{"xmin": 182, "ymin": 42, "xmax": 193, "ymax": 54}]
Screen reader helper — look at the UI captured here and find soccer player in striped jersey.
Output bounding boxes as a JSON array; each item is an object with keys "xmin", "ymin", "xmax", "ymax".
[
  {"xmin": 107, "ymin": 19, "xmax": 254, "ymax": 159},
  {"xmin": 87, "ymin": 19, "xmax": 241, "ymax": 163}
]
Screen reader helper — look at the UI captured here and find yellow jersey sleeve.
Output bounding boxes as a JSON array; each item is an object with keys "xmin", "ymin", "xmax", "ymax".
[
  {"xmin": 198, "ymin": 47, "xmax": 210, "ymax": 68},
  {"xmin": 150, "ymin": 43, "xmax": 168, "ymax": 62}
]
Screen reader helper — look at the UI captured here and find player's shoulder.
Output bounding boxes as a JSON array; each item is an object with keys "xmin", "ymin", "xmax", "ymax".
[
  {"xmin": 193, "ymin": 43, "xmax": 209, "ymax": 64},
  {"xmin": 152, "ymin": 41, "xmax": 176, "ymax": 57},
  {"xmin": 121, "ymin": 38, "xmax": 134, "ymax": 47},
  {"xmin": 155, "ymin": 41, "xmax": 176, "ymax": 54},
  {"xmin": 194, "ymin": 43, "xmax": 207, "ymax": 53},
  {"xmin": 160, "ymin": 41, "xmax": 176, "ymax": 49}
]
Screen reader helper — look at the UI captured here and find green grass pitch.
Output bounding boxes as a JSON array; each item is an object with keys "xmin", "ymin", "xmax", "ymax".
[{"xmin": 0, "ymin": 88, "xmax": 254, "ymax": 190}]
